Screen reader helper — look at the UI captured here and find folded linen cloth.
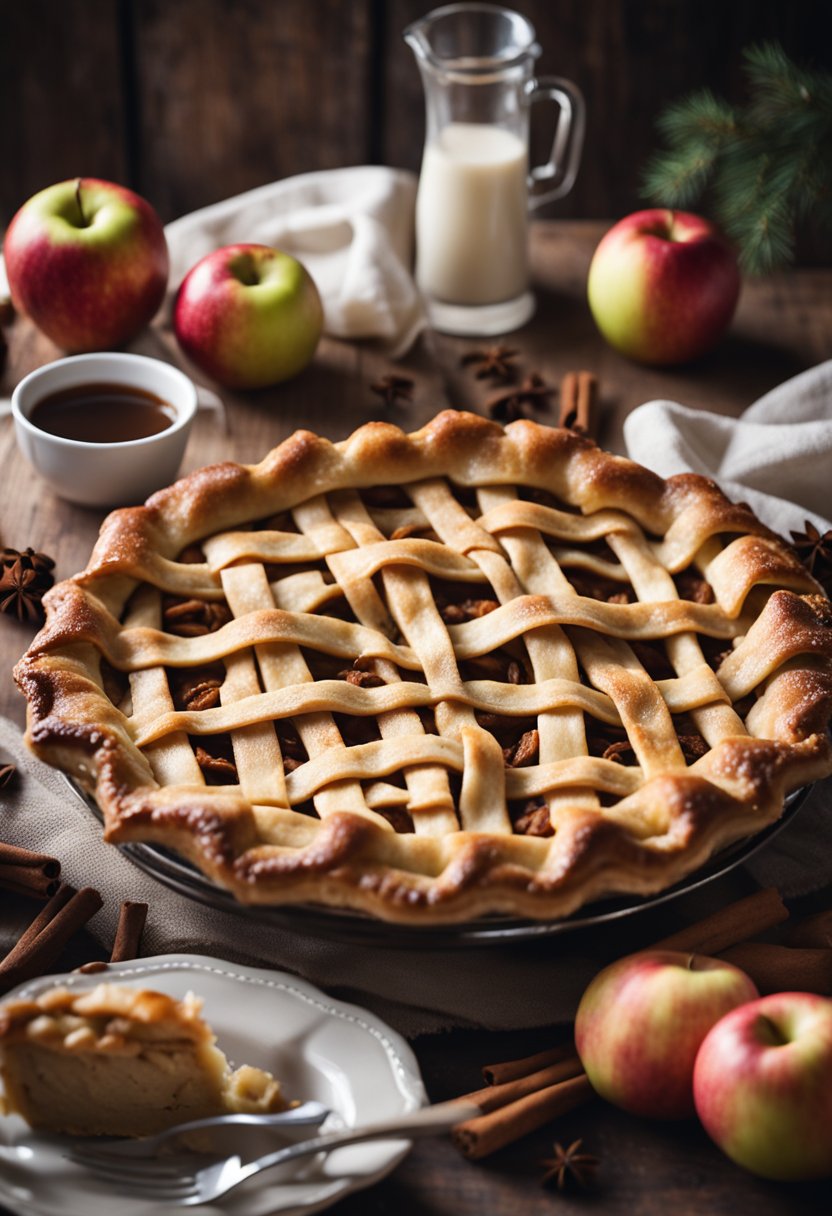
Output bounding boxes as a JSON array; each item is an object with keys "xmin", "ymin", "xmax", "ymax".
[
  {"xmin": 163, "ymin": 167, "xmax": 425, "ymax": 355},
  {"xmin": 623, "ymin": 359, "xmax": 832, "ymax": 537},
  {"xmin": 624, "ymin": 359, "xmax": 832, "ymax": 895}
]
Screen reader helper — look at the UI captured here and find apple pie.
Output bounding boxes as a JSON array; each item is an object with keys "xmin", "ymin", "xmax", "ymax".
[
  {"xmin": 0, "ymin": 983, "xmax": 286, "ymax": 1136},
  {"xmin": 14, "ymin": 412, "xmax": 832, "ymax": 923}
]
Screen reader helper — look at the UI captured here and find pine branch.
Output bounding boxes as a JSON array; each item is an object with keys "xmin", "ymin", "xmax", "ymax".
[
  {"xmin": 642, "ymin": 145, "xmax": 720, "ymax": 208},
  {"xmin": 655, "ymin": 89, "xmax": 737, "ymax": 147},
  {"xmin": 642, "ymin": 41, "xmax": 832, "ymax": 273}
]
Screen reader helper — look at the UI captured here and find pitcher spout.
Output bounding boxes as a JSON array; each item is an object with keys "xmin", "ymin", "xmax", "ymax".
[{"xmin": 404, "ymin": 4, "xmax": 539, "ymax": 76}]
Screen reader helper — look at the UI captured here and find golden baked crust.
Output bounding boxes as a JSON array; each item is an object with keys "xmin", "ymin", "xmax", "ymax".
[
  {"xmin": 0, "ymin": 983, "xmax": 285, "ymax": 1134},
  {"xmin": 14, "ymin": 411, "xmax": 832, "ymax": 923}
]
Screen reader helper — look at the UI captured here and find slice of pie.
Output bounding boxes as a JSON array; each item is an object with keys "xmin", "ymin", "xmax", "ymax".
[
  {"xmin": 14, "ymin": 412, "xmax": 832, "ymax": 923},
  {"xmin": 0, "ymin": 983, "xmax": 286, "ymax": 1136}
]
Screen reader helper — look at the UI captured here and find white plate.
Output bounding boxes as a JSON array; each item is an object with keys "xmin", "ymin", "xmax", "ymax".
[{"xmin": 0, "ymin": 954, "xmax": 426, "ymax": 1216}]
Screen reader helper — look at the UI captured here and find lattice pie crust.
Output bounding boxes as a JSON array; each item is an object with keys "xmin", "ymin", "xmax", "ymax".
[{"xmin": 15, "ymin": 412, "xmax": 832, "ymax": 923}]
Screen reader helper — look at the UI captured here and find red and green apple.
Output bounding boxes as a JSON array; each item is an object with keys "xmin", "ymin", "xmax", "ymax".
[
  {"xmin": 587, "ymin": 209, "xmax": 740, "ymax": 365},
  {"xmin": 574, "ymin": 949, "xmax": 759, "ymax": 1119},
  {"xmin": 173, "ymin": 244, "xmax": 323, "ymax": 390},
  {"xmin": 4, "ymin": 178, "xmax": 168, "ymax": 352},
  {"xmin": 694, "ymin": 991, "xmax": 832, "ymax": 1180}
]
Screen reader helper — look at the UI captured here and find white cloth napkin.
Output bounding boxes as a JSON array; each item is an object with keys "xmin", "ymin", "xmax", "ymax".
[
  {"xmin": 624, "ymin": 359, "xmax": 832, "ymax": 894},
  {"xmin": 623, "ymin": 359, "xmax": 832, "ymax": 537},
  {"xmin": 163, "ymin": 167, "xmax": 425, "ymax": 356}
]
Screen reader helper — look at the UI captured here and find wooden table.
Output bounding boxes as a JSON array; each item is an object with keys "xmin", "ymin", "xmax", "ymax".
[{"xmin": 1, "ymin": 221, "xmax": 830, "ymax": 1214}]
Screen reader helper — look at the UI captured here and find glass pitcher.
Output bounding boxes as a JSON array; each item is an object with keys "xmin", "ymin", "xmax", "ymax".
[{"xmin": 405, "ymin": 3, "xmax": 585, "ymax": 336}]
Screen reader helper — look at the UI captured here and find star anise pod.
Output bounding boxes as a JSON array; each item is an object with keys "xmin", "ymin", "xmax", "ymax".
[
  {"xmin": 487, "ymin": 373, "xmax": 554, "ymax": 423},
  {"xmin": 370, "ymin": 374, "xmax": 414, "ymax": 407},
  {"xmin": 1, "ymin": 546, "xmax": 56, "ymax": 593},
  {"xmin": 460, "ymin": 344, "xmax": 519, "ymax": 383},
  {"xmin": 790, "ymin": 520, "xmax": 832, "ymax": 577},
  {"xmin": 0, "ymin": 762, "xmax": 17, "ymax": 790},
  {"xmin": 540, "ymin": 1138, "xmax": 599, "ymax": 1190},
  {"xmin": 0, "ymin": 561, "xmax": 45, "ymax": 623}
]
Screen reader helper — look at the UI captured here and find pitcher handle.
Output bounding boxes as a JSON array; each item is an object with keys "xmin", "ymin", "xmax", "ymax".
[{"xmin": 526, "ymin": 75, "xmax": 585, "ymax": 210}]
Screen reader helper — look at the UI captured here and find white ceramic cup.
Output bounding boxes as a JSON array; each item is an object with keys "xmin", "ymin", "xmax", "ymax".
[{"xmin": 12, "ymin": 353, "xmax": 198, "ymax": 508}]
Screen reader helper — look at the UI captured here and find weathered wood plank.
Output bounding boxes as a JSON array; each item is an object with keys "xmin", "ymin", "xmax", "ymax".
[
  {"xmin": 0, "ymin": 0, "xmax": 126, "ymax": 226},
  {"xmin": 129, "ymin": 0, "xmax": 374, "ymax": 220}
]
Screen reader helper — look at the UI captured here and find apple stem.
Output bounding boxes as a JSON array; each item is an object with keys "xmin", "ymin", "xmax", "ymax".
[
  {"xmin": 74, "ymin": 178, "xmax": 88, "ymax": 228},
  {"xmin": 756, "ymin": 1014, "xmax": 789, "ymax": 1047}
]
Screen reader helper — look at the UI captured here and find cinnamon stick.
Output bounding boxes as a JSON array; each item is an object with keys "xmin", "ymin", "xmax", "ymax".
[
  {"xmin": 464, "ymin": 1055, "xmax": 584, "ymax": 1115},
  {"xmin": 0, "ymin": 843, "xmax": 61, "ymax": 898},
  {"xmin": 110, "ymin": 900, "xmax": 148, "ymax": 963},
  {"xmin": 453, "ymin": 1074, "xmax": 593, "ymax": 1160},
  {"xmin": 787, "ymin": 910, "xmax": 832, "ymax": 950},
  {"xmin": 720, "ymin": 942, "xmax": 832, "ymax": 996},
  {"xmin": 483, "ymin": 1043, "xmax": 575, "ymax": 1087},
  {"xmin": 651, "ymin": 888, "xmax": 788, "ymax": 955},
  {"xmin": 0, "ymin": 885, "xmax": 103, "ymax": 993},
  {"xmin": 0, "ymin": 842, "xmax": 59, "ymax": 874},
  {"xmin": 0, "ymin": 883, "xmax": 76, "ymax": 964},
  {"xmin": 0, "ymin": 865, "xmax": 61, "ymax": 899},
  {"xmin": 558, "ymin": 370, "xmax": 598, "ymax": 436}
]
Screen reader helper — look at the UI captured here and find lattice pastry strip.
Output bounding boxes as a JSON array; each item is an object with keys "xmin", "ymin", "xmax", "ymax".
[
  {"xmin": 476, "ymin": 486, "xmax": 600, "ymax": 823},
  {"xmin": 607, "ymin": 529, "xmax": 747, "ymax": 747},
  {"xmin": 219, "ymin": 562, "xmax": 387, "ymax": 830},
  {"xmin": 15, "ymin": 412, "xmax": 832, "ymax": 924},
  {"xmin": 125, "ymin": 586, "xmax": 204, "ymax": 789},
  {"xmin": 327, "ymin": 489, "xmax": 459, "ymax": 836}
]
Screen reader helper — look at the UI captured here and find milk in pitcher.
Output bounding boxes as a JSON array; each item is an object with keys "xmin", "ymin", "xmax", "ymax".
[{"xmin": 415, "ymin": 123, "xmax": 528, "ymax": 306}]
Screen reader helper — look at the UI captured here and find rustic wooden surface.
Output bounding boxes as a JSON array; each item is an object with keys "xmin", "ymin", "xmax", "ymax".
[
  {"xmin": 1, "ymin": 220, "xmax": 831, "ymax": 1213},
  {"xmin": 2, "ymin": 0, "xmax": 830, "ymax": 234}
]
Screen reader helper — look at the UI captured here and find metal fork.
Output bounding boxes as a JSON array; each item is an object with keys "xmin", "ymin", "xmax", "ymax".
[
  {"xmin": 65, "ymin": 1100, "xmax": 331, "ymax": 1161},
  {"xmin": 68, "ymin": 1098, "xmax": 480, "ymax": 1205}
]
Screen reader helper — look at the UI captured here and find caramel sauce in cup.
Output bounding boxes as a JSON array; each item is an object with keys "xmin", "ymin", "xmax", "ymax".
[
  {"xmin": 29, "ymin": 382, "xmax": 176, "ymax": 444},
  {"xmin": 12, "ymin": 353, "xmax": 198, "ymax": 507}
]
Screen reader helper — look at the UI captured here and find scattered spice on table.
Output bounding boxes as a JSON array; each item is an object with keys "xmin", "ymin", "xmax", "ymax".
[
  {"xmin": 371, "ymin": 373, "xmax": 414, "ymax": 407},
  {"xmin": 558, "ymin": 370, "xmax": 599, "ymax": 436},
  {"xmin": 0, "ymin": 547, "xmax": 56, "ymax": 624},
  {"xmin": 109, "ymin": 900, "xmax": 149, "ymax": 963},
  {"xmin": 0, "ymin": 841, "xmax": 61, "ymax": 899},
  {"xmin": 540, "ymin": 1138, "xmax": 599, "ymax": 1190},
  {"xmin": 460, "ymin": 344, "xmax": 519, "ymax": 382},
  {"xmin": 487, "ymin": 373, "xmax": 555, "ymax": 422},
  {"xmin": 790, "ymin": 520, "xmax": 832, "ymax": 588},
  {"xmin": 0, "ymin": 762, "xmax": 16, "ymax": 790},
  {"xmin": 0, "ymin": 884, "xmax": 104, "ymax": 994}
]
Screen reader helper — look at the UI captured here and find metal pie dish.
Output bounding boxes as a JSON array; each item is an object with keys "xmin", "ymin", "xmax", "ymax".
[{"xmin": 67, "ymin": 776, "xmax": 809, "ymax": 949}]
